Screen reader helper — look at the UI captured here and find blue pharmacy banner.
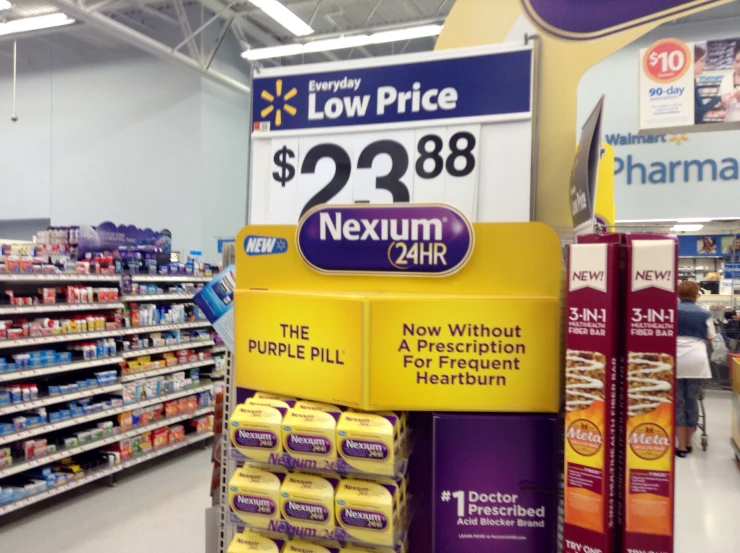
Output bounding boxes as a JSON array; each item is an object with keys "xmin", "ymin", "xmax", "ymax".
[
  {"xmin": 193, "ymin": 264, "xmax": 235, "ymax": 353},
  {"xmin": 252, "ymin": 47, "xmax": 532, "ymax": 133},
  {"xmin": 679, "ymin": 234, "xmax": 740, "ymax": 257}
]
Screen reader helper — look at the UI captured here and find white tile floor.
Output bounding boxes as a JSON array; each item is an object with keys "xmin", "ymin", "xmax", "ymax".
[
  {"xmin": 675, "ymin": 390, "xmax": 740, "ymax": 553},
  {"xmin": 0, "ymin": 445, "xmax": 214, "ymax": 553},
  {"xmin": 0, "ymin": 394, "xmax": 738, "ymax": 553}
]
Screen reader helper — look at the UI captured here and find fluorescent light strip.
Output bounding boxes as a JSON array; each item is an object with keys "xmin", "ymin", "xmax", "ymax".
[
  {"xmin": 0, "ymin": 13, "xmax": 75, "ymax": 36},
  {"xmin": 0, "ymin": 1, "xmax": 11, "ymax": 11},
  {"xmin": 675, "ymin": 218, "xmax": 713, "ymax": 223},
  {"xmin": 249, "ymin": 0, "xmax": 314, "ymax": 37},
  {"xmin": 242, "ymin": 24, "xmax": 443, "ymax": 60},
  {"xmin": 670, "ymin": 224, "xmax": 704, "ymax": 232}
]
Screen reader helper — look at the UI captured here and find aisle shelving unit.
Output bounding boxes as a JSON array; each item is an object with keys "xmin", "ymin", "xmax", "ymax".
[
  {"xmin": 120, "ymin": 340, "xmax": 215, "ymax": 359},
  {"xmin": 0, "ymin": 430, "xmax": 214, "ymax": 516},
  {"xmin": 0, "ymin": 271, "xmax": 218, "ymax": 517},
  {"xmin": 0, "ymin": 357, "xmax": 124, "ymax": 383},
  {"xmin": 120, "ymin": 294, "xmax": 195, "ymax": 302},
  {"xmin": 0, "ymin": 302, "xmax": 125, "ymax": 316},
  {"xmin": 0, "ymin": 383, "xmax": 214, "ymax": 446}
]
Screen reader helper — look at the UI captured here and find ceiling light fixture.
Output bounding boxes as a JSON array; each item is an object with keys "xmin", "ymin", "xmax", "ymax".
[
  {"xmin": 242, "ymin": 24, "xmax": 443, "ymax": 60},
  {"xmin": 670, "ymin": 224, "xmax": 704, "ymax": 232},
  {"xmin": 0, "ymin": 1, "xmax": 12, "ymax": 11},
  {"xmin": 675, "ymin": 218, "xmax": 713, "ymax": 223},
  {"xmin": 0, "ymin": 13, "xmax": 75, "ymax": 36},
  {"xmin": 249, "ymin": 0, "xmax": 314, "ymax": 37}
]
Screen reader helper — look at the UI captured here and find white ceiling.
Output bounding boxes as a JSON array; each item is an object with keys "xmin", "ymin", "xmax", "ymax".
[{"xmin": 2, "ymin": 0, "xmax": 453, "ymax": 61}]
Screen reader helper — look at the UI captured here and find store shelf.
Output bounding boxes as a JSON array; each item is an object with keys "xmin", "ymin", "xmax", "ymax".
[
  {"xmin": 0, "ymin": 405, "xmax": 214, "ymax": 479},
  {"xmin": 0, "ymin": 321, "xmax": 212, "ymax": 351},
  {"xmin": 0, "ymin": 302, "xmax": 124, "ymax": 316},
  {"xmin": 0, "ymin": 429, "xmax": 214, "ymax": 516},
  {"xmin": 121, "ymin": 340, "xmax": 215, "ymax": 359},
  {"xmin": 228, "ymin": 440, "xmax": 409, "ymax": 479},
  {"xmin": 0, "ymin": 329, "xmax": 126, "ymax": 350},
  {"xmin": 121, "ymin": 359, "xmax": 215, "ymax": 382},
  {"xmin": 126, "ymin": 382, "xmax": 214, "ymax": 411},
  {"xmin": 119, "ymin": 321, "xmax": 211, "ymax": 335},
  {"xmin": 0, "ymin": 463, "xmax": 122, "ymax": 516},
  {"xmin": 119, "ymin": 430, "xmax": 214, "ymax": 469},
  {"xmin": 131, "ymin": 275, "xmax": 211, "ymax": 283},
  {"xmin": 210, "ymin": 345, "xmax": 228, "ymax": 354},
  {"xmin": 0, "ymin": 356, "xmax": 124, "ymax": 383},
  {"xmin": 0, "ymin": 274, "xmax": 120, "ymax": 283},
  {"xmin": 0, "ymin": 383, "xmax": 123, "ymax": 416},
  {"xmin": 121, "ymin": 294, "xmax": 194, "ymax": 302},
  {"xmin": 0, "ymin": 385, "xmax": 212, "ymax": 446}
]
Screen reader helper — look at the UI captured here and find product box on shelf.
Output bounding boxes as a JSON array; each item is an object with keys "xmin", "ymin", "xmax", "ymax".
[
  {"xmin": 226, "ymin": 532, "xmax": 286, "ymax": 553},
  {"xmin": 620, "ymin": 235, "xmax": 678, "ymax": 553},
  {"xmin": 562, "ymin": 240, "xmax": 621, "ymax": 553}
]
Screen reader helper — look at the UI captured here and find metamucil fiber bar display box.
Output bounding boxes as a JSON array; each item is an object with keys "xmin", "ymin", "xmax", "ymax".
[
  {"xmin": 621, "ymin": 235, "xmax": 678, "ymax": 553},
  {"xmin": 563, "ymin": 240, "xmax": 620, "ymax": 553}
]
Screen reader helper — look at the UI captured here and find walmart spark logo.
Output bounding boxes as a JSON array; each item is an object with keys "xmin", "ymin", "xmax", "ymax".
[{"xmin": 259, "ymin": 79, "xmax": 297, "ymax": 127}]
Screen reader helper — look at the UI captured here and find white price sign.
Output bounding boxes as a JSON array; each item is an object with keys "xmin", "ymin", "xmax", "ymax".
[
  {"xmin": 250, "ymin": 44, "xmax": 535, "ymax": 224},
  {"xmin": 266, "ymin": 126, "xmax": 480, "ymax": 222}
]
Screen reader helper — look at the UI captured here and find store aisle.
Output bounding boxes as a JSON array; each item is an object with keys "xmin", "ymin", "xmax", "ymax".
[
  {"xmin": 0, "ymin": 446, "xmax": 213, "ymax": 553},
  {"xmin": 675, "ymin": 390, "xmax": 740, "ymax": 553}
]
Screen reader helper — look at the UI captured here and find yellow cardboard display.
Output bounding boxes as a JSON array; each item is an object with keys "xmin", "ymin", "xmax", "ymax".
[{"xmin": 235, "ymin": 222, "xmax": 561, "ymax": 412}]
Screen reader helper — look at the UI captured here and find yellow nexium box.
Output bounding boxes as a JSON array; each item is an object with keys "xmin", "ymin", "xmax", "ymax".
[{"xmin": 235, "ymin": 211, "xmax": 562, "ymax": 413}]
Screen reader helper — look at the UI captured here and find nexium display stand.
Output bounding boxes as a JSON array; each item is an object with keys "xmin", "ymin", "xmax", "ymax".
[{"xmin": 228, "ymin": 204, "xmax": 562, "ymax": 553}]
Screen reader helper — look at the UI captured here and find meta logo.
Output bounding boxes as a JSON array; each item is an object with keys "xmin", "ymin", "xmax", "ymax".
[
  {"xmin": 297, "ymin": 204, "xmax": 474, "ymax": 276},
  {"xmin": 244, "ymin": 235, "xmax": 288, "ymax": 256}
]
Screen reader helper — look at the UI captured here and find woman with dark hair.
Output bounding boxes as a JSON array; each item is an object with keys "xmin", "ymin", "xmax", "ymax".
[
  {"xmin": 718, "ymin": 45, "xmax": 740, "ymax": 122},
  {"xmin": 694, "ymin": 45, "xmax": 722, "ymax": 124},
  {"xmin": 676, "ymin": 281, "xmax": 715, "ymax": 457}
]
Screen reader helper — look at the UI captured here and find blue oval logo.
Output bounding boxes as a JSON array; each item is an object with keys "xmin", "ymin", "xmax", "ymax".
[{"xmin": 296, "ymin": 204, "xmax": 474, "ymax": 276}]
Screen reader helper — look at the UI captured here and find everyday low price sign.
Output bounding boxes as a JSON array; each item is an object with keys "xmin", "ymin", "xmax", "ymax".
[{"xmin": 249, "ymin": 44, "xmax": 535, "ymax": 225}]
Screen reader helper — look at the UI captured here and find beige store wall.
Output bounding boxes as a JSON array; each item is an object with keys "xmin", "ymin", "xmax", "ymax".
[{"xmin": 435, "ymin": 0, "xmax": 735, "ymax": 228}]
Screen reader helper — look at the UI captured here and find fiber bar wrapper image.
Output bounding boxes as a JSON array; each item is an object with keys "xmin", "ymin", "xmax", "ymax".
[{"xmin": 563, "ymin": 241, "xmax": 620, "ymax": 553}]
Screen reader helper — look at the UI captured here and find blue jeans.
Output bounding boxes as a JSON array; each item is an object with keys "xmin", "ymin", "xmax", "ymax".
[{"xmin": 676, "ymin": 378, "xmax": 703, "ymax": 427}]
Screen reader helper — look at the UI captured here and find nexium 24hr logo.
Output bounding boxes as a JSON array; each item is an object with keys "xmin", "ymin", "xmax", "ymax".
[{"xmin": 296, "ymin": 204, "xmax": 474, "ymax": 276}]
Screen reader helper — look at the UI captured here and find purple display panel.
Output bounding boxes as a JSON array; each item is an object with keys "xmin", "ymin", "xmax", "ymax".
[
  {"xmin": 522, "ymin": 0, "xmax": 718, "ymax": 38},
  {"xmin": 433, "ymin": 414, "xmax": 558, "ymax": 553}
]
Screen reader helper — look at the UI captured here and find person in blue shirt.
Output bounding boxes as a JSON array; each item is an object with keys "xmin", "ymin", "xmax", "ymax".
[{"xmin": 676, "ymin": 281, "xmax": 715, "ymax": 457}]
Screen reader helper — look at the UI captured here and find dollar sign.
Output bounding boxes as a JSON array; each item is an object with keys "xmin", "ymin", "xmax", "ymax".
[
  {"xmin": 273, "ymin": 146, "xmax": 296, "ymax": 187},
  {"xmin": 649, "ymin": 51, "xmax": 659, "ymax": 66}
]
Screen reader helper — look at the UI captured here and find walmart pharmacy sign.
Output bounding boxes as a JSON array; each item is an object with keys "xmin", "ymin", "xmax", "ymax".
[
  {"xmin": 606, "ymin": 132, "xmax": 740, "ymax": 185},
  {"xmin": 252, "ymin": 47, "xmax": 532, "ymax": 132}
]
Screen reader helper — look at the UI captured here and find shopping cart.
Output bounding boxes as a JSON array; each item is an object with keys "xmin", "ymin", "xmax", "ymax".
[
  {"xmin": 697, "ymin": 385, "xmax": 708, "ymax": 451},
  {"xmin": 708, "ymin": 319, "xmax": 735, "ymax": 390}
]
